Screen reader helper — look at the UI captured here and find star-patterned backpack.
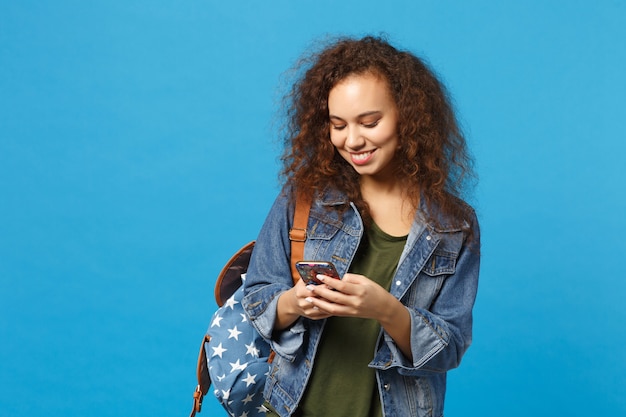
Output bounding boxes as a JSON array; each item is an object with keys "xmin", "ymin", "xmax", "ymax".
[{"xmin": 190, "ymin": 193, "xmax": 310, "ymax": 417}]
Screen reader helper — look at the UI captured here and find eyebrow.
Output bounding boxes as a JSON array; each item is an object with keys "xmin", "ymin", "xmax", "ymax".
[{"xmin": 329, "ymin": 110, "xmax": 382, "ymax": 120}]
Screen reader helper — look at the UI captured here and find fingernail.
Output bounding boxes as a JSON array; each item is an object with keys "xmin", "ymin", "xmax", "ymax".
[
  {"xmin": 316, "ymin": 274, "xmax": 325, "ymax": 281},
  {"xmin": 305, "ymin": 297, "xmax": 313, "ymax": 303}
]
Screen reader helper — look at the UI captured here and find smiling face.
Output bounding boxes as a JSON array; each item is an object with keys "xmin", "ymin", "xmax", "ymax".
[{"xmin": 328, "ymin": 72, "xmax": 400, "ymax": 182}]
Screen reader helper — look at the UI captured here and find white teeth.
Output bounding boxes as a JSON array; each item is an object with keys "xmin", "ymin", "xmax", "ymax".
[{"xmin": 352, "ymin": 151, "xmax": 372, "ymax": 161}]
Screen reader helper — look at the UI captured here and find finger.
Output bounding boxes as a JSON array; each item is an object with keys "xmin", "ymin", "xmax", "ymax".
[
  {"xmin": 306, "ymin": 283, "xmax": 344, "ymax": 302},
  {"xmin": 296, "ymin": 280, "xmax": 318, "ymax": 298},
  {"xmin": 306, "ymin": 295, "xmax": 350, "ymax": 316},
  {"xmin": 303, "ymin": 297, "xmax": 333, "ymax": 319},
  {"xmin": 315, "ymin": 275, "xmax": 352, "ymax": 295},
  {"xmin": 338, "ymin": 273, "xmax": 366, "ymax": 284}
]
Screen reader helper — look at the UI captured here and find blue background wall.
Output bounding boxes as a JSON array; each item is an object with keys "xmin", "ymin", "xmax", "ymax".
[{"xmin": 1, "ymin": 1, "xmax": 625, "ymax": 416}]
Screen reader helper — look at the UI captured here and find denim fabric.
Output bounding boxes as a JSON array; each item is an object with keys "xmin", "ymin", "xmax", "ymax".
[{"xmin": 242, "ymin": 188, "xmax": 480, "ymax": 417}]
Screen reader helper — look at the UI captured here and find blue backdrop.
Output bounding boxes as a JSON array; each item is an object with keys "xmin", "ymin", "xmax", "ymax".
[{"xmin": 1, "ymin": 1, "xmax": 624, "ymax": 416}]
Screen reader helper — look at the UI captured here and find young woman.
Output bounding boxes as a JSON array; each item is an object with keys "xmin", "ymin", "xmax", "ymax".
[{"xmin": 242, "ymin": 36, "xmax": 480, "ymax": 417}]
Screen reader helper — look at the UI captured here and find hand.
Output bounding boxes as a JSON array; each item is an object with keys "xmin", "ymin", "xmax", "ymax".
[
  {"xmin": 293, "ymin": 278, "xmax": 334, "ymax": 320},
  {"xmin": 275, "ymin": 279, "xmax": 332, "ymax": 330},
  {"xmin": 307, "ymin": 273, "xmax": 413, "ymax": 360},
  {"xmin": 304, "ymin": 273, "xmax": 394, "ymax": 322}
]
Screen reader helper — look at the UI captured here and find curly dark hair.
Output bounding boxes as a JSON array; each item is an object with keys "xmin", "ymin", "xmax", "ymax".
[{"xmin": 279, "ymin": 35, "xmax": 476, "ymax": 229}]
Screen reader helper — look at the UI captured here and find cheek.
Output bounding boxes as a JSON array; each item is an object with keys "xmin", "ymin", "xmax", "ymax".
[
  {"xmin": 329, "ymin": 131, "xmax": 343, "ymax": 148},
  {"xmin": 374, "ymin": 126, "xmax": 399, "ymax": 147}
]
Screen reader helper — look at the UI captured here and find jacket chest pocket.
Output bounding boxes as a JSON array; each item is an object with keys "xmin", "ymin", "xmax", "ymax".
[
  {"xmin": 406, "ymin": 249, "xmax": 457, "ymax": 309},
  {"xmin": 304, "ymin": 218, "xmax": 360, "ymax": 274},
  {"xmin": 423, "ymin": 249, "xmax": 457, "ymax": 276},
  {"xmin": 304, "ymin": 220, "xmax": 340, "ymax": 259}
]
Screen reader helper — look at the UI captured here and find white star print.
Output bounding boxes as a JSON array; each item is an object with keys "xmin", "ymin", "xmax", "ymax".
[
  {"xmin": 211, "ymin": 314, "xmax": 223, "ymax": 328},
  {"xmin": 245, "ymin": 342, "xmax": 260, "ymax": 358},
  {"xmin": 211, "ymin": 342, "xmax": 227, "ymax": 358},
  {"xmin": 241, "ymin": 393, "xmax": 254, "ymax": 404},
  {"xmin": 222, "ymin": 389, "xmax": 230, "ymax": 400},
  {"xmin": 240, "ymin": 313, "xmax": 248, "ymax": 323},
  {"xmin": 228, "ymin": 325, "xmax": 242, "ymax": 340},
  {"xmin": 242, "ymin": 372, "xmax": 257, "ymax": 387},
  {"xmin": 229, "ymin": 359, "xmax": 248, "ymax": 373},
  {"xmin": 224, "ymin": 296, "xmax": 239, "ymax": 310}
]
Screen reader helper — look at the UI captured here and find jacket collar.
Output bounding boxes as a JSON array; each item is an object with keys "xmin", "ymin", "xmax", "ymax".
[{"xmin": 316, "ymin": 186, "xmax": 466, "ymax": 234}]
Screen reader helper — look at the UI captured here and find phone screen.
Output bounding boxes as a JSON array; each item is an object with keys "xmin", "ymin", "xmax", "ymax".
[{"xmin": 295, "ymin": 261, "xmax": 340, "ymax": 285}]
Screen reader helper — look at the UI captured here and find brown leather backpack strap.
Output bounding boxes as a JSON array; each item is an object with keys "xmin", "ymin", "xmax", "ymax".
[
  {"xmin": 289, "ymin": 191, "xmax": 311, "ymax": 284},
  {"xmin": 190, "ymin": 334, "xmax": 211, "ymax": 417}
]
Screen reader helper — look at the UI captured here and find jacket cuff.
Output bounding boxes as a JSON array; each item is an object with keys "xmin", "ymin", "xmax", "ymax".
[
  {"xmin": 242, "ymin": 285, "xmax": 306, "ymax": 360},
  {"xmin": 407, "ymin": 308, "xmax": 449, "ymax": 368},
  {"xmin": 370, "ymin": 308, "xmax": 448, "ymax": 373}
]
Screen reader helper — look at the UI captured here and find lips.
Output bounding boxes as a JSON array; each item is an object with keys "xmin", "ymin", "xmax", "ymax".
[{"xmin": 350, "ymin": 150, "xmax": 375, "ymax": 165}]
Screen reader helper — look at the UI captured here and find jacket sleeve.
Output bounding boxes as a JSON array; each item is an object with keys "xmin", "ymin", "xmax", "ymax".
[
  {"xmin": 241, "ymin": 190, "xmax": 307, "ymax": 361},
  {"xmin": 373, "ymin": 211, "xmax": 481, "ymax": 375}
]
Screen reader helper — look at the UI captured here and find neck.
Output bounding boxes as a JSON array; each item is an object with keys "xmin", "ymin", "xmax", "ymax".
[
  {"xmin": 359, "ymin": 177, "xmax": 417, "ymax": 236},
  {"xmin": 359, "ymin": 175, "xmax": 404, "ymax": 198}
]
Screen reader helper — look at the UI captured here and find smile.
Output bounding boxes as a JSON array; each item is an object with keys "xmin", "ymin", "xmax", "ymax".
[{"xmin": 350, "ymin": 150, "xmax": 375, "ymax": 165}]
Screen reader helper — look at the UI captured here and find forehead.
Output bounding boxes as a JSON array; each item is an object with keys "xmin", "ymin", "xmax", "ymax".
[{"xmin": 328, "ymin": 73, "xmax": 395, "ymax": 111}]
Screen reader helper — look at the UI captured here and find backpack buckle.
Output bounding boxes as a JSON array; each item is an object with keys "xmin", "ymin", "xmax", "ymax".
[{"xmin": 289, "ymin": 228, "xmax": 307, "ymax": 242}]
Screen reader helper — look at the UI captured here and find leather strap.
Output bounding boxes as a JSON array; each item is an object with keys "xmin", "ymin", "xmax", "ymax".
[
  {"xmin": 190, "ymin": 190, "xmax": 311, "ymax": 417},
  {"xmin": 289, "ymin": 191, "xmax": 311, "ymax": 283},
  {"xmin": 190, "ymin": 335, "xmax": 211, "ymax": 417}
]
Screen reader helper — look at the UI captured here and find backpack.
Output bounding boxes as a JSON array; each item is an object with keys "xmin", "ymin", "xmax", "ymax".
[{"xmin": 190, "ymin": 194, "xmax": 310, "ymax": 417}]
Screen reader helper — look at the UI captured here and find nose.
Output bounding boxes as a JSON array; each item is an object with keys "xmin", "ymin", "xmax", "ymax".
[{"xmin": 345, "ymin": 126, "xmax": 365, "ymax": 150}]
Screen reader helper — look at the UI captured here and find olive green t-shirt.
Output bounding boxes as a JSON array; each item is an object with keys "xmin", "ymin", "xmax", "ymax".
[{"xmin": 294, "ymin": 222, "xmax": 408, "ymax": 417}]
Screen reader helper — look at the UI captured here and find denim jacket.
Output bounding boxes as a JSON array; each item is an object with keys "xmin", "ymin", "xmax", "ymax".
[{"xmin": 242, "ymin": 188, "xmax": 480, "ymax": 417}]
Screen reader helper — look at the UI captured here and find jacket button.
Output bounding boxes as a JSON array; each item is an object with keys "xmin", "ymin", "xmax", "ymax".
[
  {"xmin": 383, "ymin": 383, "xmax": 391, "ymax": 391},
  {"xmin": 426, "ymin": 235, "xmax": 432, "ymax": 241}
]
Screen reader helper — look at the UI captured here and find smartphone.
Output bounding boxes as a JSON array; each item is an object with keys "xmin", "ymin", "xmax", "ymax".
[{"xmin": 295, "ymin": 261, "xmax": 340, "ymax": 285}]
